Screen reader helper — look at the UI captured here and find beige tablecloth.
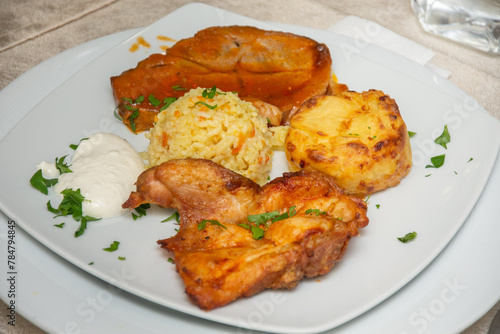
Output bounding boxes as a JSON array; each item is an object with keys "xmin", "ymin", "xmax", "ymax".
[{"xmin": 1, "ymin": 1, "xmax": 499, "ymax": 333}]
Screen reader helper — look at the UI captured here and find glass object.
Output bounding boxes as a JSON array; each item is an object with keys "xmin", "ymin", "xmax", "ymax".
[{"xmin": 411, "ymin": 0, "xmax": 500, "ymax": 54}]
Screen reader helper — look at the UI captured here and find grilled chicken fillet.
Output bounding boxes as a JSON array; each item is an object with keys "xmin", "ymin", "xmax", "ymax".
[{"xmin": 123, "ymin": 158, "xmax": 368, "ymax": 310}]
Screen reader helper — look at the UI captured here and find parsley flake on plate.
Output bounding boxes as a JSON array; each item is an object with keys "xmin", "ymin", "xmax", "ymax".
[
  {"xmin": 425, "ymin": 154, "xmax": 445, "ymax": 169},
  {"xmin": 398, "ymin": 231, "xmax": 417, "ymax": 243},
  {"xmin": 161, "ymin": 211, "xmax": 180, "ymax": 223},
  {"xmin": 131, "ymin": 203, "xmax": 150, "ymax": 220},
  {"xmin": 434, "ymin": 125, "xmax": 451, "ymax": 149},
  {"xmin": 103, "ymin": 241, "xmax": 120, "ymax": 252},
  {"xmin": 30, "ymin": 169, "xmax": 58, "ymax": 195}
]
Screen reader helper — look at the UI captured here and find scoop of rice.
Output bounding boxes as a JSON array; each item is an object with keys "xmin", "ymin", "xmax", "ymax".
[{"xmin": 147, "ymin": 87, "xmax": 288, "ymax": 185}]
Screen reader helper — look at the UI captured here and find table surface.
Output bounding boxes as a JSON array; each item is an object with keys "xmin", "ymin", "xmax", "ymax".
[{"xmin": 0, "ymin": 1, "xmax": 499, "ymax": 333}]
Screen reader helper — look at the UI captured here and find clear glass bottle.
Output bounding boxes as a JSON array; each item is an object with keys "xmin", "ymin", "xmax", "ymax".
[{"xmin": 411, "ymin": 0, "xmax": 500, "ymax": 54}]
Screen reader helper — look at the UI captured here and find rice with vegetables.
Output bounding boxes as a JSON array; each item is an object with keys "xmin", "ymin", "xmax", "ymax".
[{"xmin": 147, "ymin": 87, "xmax": 288, "ymax": 185}]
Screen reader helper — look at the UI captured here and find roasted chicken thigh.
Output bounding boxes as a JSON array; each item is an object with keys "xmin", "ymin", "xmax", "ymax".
[{"xmin": 123, "ymin": 158, "xmax": 368, "ymax": 310}]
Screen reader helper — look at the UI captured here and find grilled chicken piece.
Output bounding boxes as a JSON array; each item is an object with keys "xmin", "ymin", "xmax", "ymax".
[
  {"xmin": 123, "ymin": 158, "xmax": 368, "ymax": 310},
  {"xmin": 122, "ymin": 158, "xmax": 261, "ymax": 228},
  {"xmin": 111, "ymin": 26, "xmax": 333, "ymax": 132}
]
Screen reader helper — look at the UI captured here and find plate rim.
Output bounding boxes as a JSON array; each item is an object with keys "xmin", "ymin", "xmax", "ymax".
[{"xmin": 1, "ymin": 3, "xmax": 500, "ymax": 334}]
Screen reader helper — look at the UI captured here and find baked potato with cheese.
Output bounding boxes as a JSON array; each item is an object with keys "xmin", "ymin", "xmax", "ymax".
[{"xmin": 284, "ymin": 89, "xmax": 412, "ymax": 197}]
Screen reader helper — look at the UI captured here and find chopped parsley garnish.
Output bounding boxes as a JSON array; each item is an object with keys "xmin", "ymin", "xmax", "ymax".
[
  {"xmin": 434, "ymin": 125, "xmax": 451, "ymax": 149},
  {"xmin": 247, "ymin": 210, "xmax": 280, "ymax": 225},
  {"xmin": 131, "ymin": 203, "xmax": 151, "ymax": 220},
  {"xmin": 168, "ymin": 257, "xmax": 175, "ymax": 264},
  {"xmin": 53, "ymin": 222, "xmax": 65, "ymax": 228},
  {"xmin": 195, "ymin": 101, "xmax": 218, "ymax": 109},
  {"xmin": 30, "ymin": 169, "xmax": 58, "ymax": 195},
  {"xmin": 375, "ymin": 204, "xmax": 380, "ymax": 209},
  {"xmin": 69, "ymin": 138, "xmax": 88, "ymax": 150},
  {"xmin": 467, "ymin": 157, "xmax": 474, "ymax": 163},
  {"xmin": 242, "ymin": 206, "xmax": 297, "ymax": 240},
  {"xmin": 251, "ymin": 225, "xmax": 265, "ymax": 239},
  {"xmin": 46, "ymin": 188, "xmax": 100, "ymax": 237},
  {"xmin": 75, "ymin": 216, "xmax": 100, "ymax": 237},
  {"xmin": 238, "ymin": 223, "xmax": 265, "ymax": 240},
  {"xmin": 305, "ymin": 208, "xmax": 327, "ymax": 216},
  {"xmin": 272, "ymin": 206, "xmax": 297, "ymax": 223},
  {"xmin": 122, "ymin": 96, "xmax": 144, "ymax": 133},
  {"xmin": 172, "ymin": 85, "xmax": 187, "ymax": 91},
  {"xmin": 103, "ymin": 241, "xmax": 120, "ymax": 252},
  {"xmin": 160, "ymin": 97, "xmax": 177, "ymax": 111},
  {"xmin": 55, "ymin": 155, "xmax": 72, "ymax": 174},
  {"xmin": 128, "ymin": 109, "xmax": 140, "ymax": 133},
  {"xmin": 118, "ymin": 256, "xmax": 126, "ymax": 261},
  {"xmin": 198, "ymin": 219, "xmax": 227, "ymax": 231},
  {"xmin": 48, "ymin": 188, "xmax": 84, "ymax": 217},
  {"xmin": 161, "ymin": 211, "xmax": 180, "ymax": 223},
  {"xmin": 88, "ymin": 262, "xmax": 94, "ymax": 265},
  {"xmin": 148, "ymin": 94, "xmax": 161, "ymax": 107},
  {"xmin": 113, "ymin": 107, "xmax": 123, "ymax": 121},
  {"xmin": 425, "ymin": 154, "xmax": 445, "ymax": 168},
  {"xmin": 408, "ymin": 131, "xmax": 416, "ymax": 138},
  {"xmin": 193, "ymin": 86, "xmax": 224, "ymax": 109},
  {"xmin": 146, "ymin": 94, "xmax": 177, "ymax": 111},
  {"xmin": 74, "ymin": 219, "xmax": 87, "ymax": 237},
  {"xmin": 202, "ymin": 86, "xmax": 221, "ymax": 99},
  {"xmin": 398, "ymin": 231, "xmax": 417, "ymax": 243}
]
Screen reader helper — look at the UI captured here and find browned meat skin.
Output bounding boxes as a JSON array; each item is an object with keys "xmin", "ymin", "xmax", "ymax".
[
  {"xmin": 123, "ymin": 158, "xmax": 368, "ymax": 310},
  {"xmin": 111, "ymin": 25, "xmax": 332, "ymax": 132},
  {"xmin": 122, "ymin": 158, "xmax": 261, "ymax": 229}
]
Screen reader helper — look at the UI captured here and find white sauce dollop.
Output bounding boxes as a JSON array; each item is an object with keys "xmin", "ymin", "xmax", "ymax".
[
  {"xmin": 36, "ymin": 161, "xmax": 60, "ymax": 178},
  {"xmin": 53, "ymin": 133, "xmax": 145, "ymax": 218}
]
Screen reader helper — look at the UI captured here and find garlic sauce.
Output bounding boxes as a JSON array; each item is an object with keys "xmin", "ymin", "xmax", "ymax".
[{"xmin": 53, "ymin": 133, "xmax": 145, "ymax": 218}]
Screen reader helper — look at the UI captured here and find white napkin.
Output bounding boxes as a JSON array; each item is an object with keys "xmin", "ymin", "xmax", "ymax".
[{"xmin": 327, "ymin": 15, "xmax": 451, "ymax": 79}]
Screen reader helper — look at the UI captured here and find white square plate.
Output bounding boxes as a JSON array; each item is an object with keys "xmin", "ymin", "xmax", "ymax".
[{"xmin": 0, "ymin": 3, "xmax": 499, "ymax": 333}]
